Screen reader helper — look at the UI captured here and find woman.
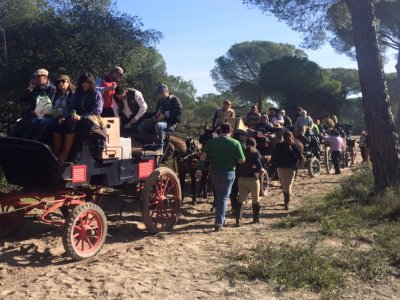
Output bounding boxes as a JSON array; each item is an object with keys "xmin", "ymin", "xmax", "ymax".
[
  {"xmin": 51, "ymin": 75, "xmax": 75, "ymax": 160},
  {"xmin": 236, "ymin": 137, "xmax": 263, "ymax": 226},
  {"xmin": 59, "ymin": 73, "xmax": 103, "ymax": 161},
  {"xmin": 271, "ymin": 131, "xmax": 303, "ymax": 210}
]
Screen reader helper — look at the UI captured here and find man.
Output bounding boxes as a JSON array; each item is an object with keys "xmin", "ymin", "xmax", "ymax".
[
  {"xmin": 268, "ymin": 107, "xmax": 284, "ymax": 127},
  {"xmin": 112, "ymin": 86, "xmax": 147, "ymax": 131},
  {"xmin": 244, "ymin": 105, "xmax": 261, "ymax": 129},
  {"xmin": 98, "ymin": 66, "xmax": 124, "ymax": 117},
  {"xmin": 255, "ymin": 114, "xmax": 272, "ymax": 132},
  {"xmin": 212, "ymin": 100, "xmax": 235, "ymax": 130},
  {"xmin": 280, "ymin": 109, "xmax": 292, "ymax": 128},
  {"xmin": 293, "ymin": 109, "xmax": 313, "ymax": 136},
  {"xmin": 138, "ymin": 84, "xmax": 183, "ymax": 154},
  {"xmin": 196, "ymin": 123, "xmax": 245, "ymax": 231},
  {"xmin": 12, "ymin": 69, "xmax": 56, "ymax": 139}
]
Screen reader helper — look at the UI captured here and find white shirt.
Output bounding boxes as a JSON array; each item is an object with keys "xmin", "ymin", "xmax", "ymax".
[{"xmin": 112, "ymin": 89, "xmax": 147, "ymax": 121}]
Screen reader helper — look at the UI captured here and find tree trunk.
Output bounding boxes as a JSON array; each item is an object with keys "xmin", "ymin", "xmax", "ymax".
[
  {"xmin": 257, "ymin": 89, "xmax": 265, "ymax": 112},
  {"xmin": 346, "ymin": 0, "xmax": 400, "ymax": 192},
  {"xmin": 395, "ymin": 49, "xmax": 400, "ymax": 129}
]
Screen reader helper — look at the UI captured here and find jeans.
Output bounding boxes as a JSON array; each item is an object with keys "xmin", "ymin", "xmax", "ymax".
[
  {"xmin": 138, "ymin": 119, "xmax": 175, "ymax": 149},
  {"xmin": 211, "ymin": 170, "xmax": 235, "ymax": 227}
]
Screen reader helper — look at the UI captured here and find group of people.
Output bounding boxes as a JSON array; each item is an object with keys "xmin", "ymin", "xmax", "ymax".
[
  {"xmin": 11, "ymin": 67, "xmax": 183, "ymax": 160},
  {"xmin": 198, "ymin": 102, "xmax": 368, "ymax": 231}
]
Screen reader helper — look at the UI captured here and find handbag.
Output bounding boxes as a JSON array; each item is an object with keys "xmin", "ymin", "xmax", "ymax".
[{"xmin": 34, "ymin": 95, "xmax": 53, "ymax": 119}]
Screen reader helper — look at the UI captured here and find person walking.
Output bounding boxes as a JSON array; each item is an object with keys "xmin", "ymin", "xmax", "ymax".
[
  {"xmin": 236, "ymin": 137, "xmax": 263, "ymax": 226},
  {"xmin": 271, "ymin": 131, "xmax": 303, "ymax": 210},
  {"xmin": 196, "ymin": 122, "xmax": 245, "ymax": 231},
  {"xmin": 323, "ymin": 129, "xmax": 345, "ymax": 174},
  {"xmin": 358, "ymin": 130, "xmax": 368, "ymax": 163}
]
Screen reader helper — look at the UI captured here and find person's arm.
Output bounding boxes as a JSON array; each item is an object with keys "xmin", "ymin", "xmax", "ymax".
[
  {"xmin": 237, "ymin": 142, "xmax": 245, "ymax": 164},
  {"xmin": 231, "ymin": 109, "xmax": 236, "ymax": 118},
  {"xmin": 132, "ymin": 91, "xmax": 148, "ymax": 121},
  {"xmin": 112, "ymin": 98, "xmax": 119, "ymax": 117},
  {"xmin": 254, "ymin": 151, "xmax": 263, "ymax": 172},
  {"xmin": 165, "ymin": 97, "xmax": 183, "ymax": 123}
]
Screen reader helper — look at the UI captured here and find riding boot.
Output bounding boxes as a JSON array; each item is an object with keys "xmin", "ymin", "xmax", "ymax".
[
  {"xmin": 252, "ymin": 203, "xmax": 260, "ymax": 223},
  {"xmin": 284, "ymin": 193, "xmax": 290, "ymax": 210},
  {"xmin": 52, "ymin": 132, "xmax": 62, "ymax": 157},
  {"xmin": 58, "ymin": 133, "xmax": 75, "ymax": 162},
  {"xmin": 235, "ymin": 202, "xmax": 244, "ymax": 227}
]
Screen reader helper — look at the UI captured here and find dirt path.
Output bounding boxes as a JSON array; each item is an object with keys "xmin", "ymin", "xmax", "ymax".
[{"xmin": 1, "ymin": 163, "xmax": 399, "ymax": 299}]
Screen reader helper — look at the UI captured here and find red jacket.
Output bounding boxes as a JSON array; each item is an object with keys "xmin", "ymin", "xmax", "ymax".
[{"xmin": 101, "ymin": 80, "xmax": 116, "ymax": 109}]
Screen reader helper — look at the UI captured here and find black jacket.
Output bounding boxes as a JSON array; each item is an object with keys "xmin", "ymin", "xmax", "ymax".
[
  {"xmin": 272, "ymin": 142, "xmax": 302, "ymax": 169},
  {"xmin": 155, "ymin": 94, "xmax": 183, "ymax": 125},
  {"xmin": 238, "ymin": 149, "xmax": 263, "ymax": 177}
]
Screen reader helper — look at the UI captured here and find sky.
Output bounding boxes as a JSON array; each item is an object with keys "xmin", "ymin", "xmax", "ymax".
[{"xmin": 116, "ymin": 0, "xmax": 397, "ymax": 97}]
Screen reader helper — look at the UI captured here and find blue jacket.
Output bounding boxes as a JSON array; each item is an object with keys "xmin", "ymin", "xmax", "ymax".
[{"xmin": 72, "ymin": 89, "xmax": 103, "ymax": 117}]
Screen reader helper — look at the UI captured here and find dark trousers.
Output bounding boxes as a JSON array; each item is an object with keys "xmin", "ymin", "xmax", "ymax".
[
  {"xmin": 360, "ymin": 146, "xmax": 366, "ymax": 162},
  {"xmin": 230, "ymin": 177, "xmax": 239, "ymax": 211},
  {"xmin": 331, "ymin": 151, "xmax": 341, "ymax": 174}
]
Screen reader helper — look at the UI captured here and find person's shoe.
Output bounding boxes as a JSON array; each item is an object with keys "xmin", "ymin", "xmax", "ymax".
[
  {"xmin": 252, "ymin": 203, "xmax": 261, "ymax": 223},
  {"xmin": 214, "ymin": 225, "xmax": 223, "ymax": 231}
]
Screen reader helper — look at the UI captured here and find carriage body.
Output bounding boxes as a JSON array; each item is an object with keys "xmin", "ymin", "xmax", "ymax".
[{"xmin": 0, "ymin": 118, "xmax": 182, "ymax": 259}]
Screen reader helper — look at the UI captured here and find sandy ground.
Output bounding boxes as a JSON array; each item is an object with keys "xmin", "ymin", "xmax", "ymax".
[{"xmin": 1, "ymin": 158, "xmax": 400, "ymax": 299}]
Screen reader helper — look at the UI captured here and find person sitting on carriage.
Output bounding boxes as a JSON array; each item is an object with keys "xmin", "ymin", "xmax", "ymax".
[
  {"xmin": 280, "ymin": 109, "xmax": 292, "ymax": 128},
  {"xmin": 255, "ymin": 114, "xmax": 273, "ymax": 133},
  {"xmin": 212, "ymin": 99, "xmax": 235, "ymax": 130},
  {"xmin": 244, "ymin": 105, "xmax": 261, "ymax": 129},
  {"xmin": 51, "ymin": 75, "xmax": 76, "ymax": 160},
  {"xmin": 96, "ymin": 66, "xmax": 124, "ymax": 117},
  {"xmin": 57, "ymin": 72, "xmax": 104, "ymax": 162},
  {"xmin": 138, "ymin": 84, "xmax": 183, "ymax": 155},
  {"xmin": 11, "ymin": 68, "xmax": 56, "ymax": 141},
  {"xmin": 112, "ymin": 85, "xmax": 147, "ymax": 133},
  {"xmin": 268, "ymin": 107, "xmax": 284, "ymax": 127}
]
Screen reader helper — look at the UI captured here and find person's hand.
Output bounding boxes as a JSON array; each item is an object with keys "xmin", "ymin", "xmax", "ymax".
[
  {"xmin": 58, "ymin": 117, "xmax": 65, "ymax": 125},
  {"xmin": 153, "ymin": 114, "xmax": 165, "ymax": 122},
  {"xmin": 27, "ymin": 79, "xmax": 35, "ymax": 92},
  {"xmin": 71, "ymin": 114, "xmax": 81, "ymax": 121},
  {"xmin": 195, "ymin": 169, "xmax": 202, "ymax": 180},
  {"xmin": 130, "ymin": 118, "xmax": 138, "ymax": 124}
]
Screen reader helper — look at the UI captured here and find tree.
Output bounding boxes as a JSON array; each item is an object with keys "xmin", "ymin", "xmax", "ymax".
[
  {"xmin": 328, "ymin": 67, "xmax": 360, "ymax": 95},
  {"xmin": 244, "ymin": 0, "xmax": 400, "ymax": 191},
  {"xmin": 210, "ymin": 41, "xmax": 305, "ymax": 111},
  {"xmin": 260, "ymin": 56, "xmax": 344, "ymax": 117}
]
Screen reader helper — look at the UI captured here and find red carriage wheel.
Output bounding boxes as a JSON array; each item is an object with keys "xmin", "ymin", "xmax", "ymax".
[
  {"xmin": 0, "ymin": 199, "xmax": 25, "ymax": 238},
  {"xmin": 140, "ymin": 167, "xmax": 182, "ymax": 233},
  {"xmin": 62, "ymin": 203, "xmax": 107, "ymax": 260}
]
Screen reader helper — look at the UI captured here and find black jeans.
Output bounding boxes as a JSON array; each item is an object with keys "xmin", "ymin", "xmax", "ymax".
[{"xmin": 331, "ymin": 151, "xmax": 341, "ymax": 174}]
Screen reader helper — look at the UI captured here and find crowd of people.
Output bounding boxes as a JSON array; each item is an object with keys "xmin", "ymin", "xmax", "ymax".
[
  {"xmin": 11, "ymin": 67, "xmax": 183, "ymax": 160},
  {"xmin": 9, "ymin": 67, "xmax": 369, "ymax": 231},
  {"xmin": 197, "ymin": 101, "xmax": 369, "ymax": 231}
]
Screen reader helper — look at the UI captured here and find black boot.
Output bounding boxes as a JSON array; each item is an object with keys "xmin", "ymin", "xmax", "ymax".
[
  {"xmin": 284, "ymin": 193, "xmax": 290, "ymax": 210},
  {"xmin": 252, "ymin": 203, "xmax": 260, "ymax": 223},
  {"xmin": 235, "ymin": 202, "xmax": 244, "ymax": 227}
]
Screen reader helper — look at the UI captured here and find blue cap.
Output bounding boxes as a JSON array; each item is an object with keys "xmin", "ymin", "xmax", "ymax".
[{"xmin": 156, "ymin": 84, "xmax": 168, "ymax": 94}]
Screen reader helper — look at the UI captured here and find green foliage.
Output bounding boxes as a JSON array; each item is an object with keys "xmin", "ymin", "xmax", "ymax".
[
  {"xmin": 225, "ymin": 243, "xmax": 343, "ymax": 292},
  {"xmin": 259, "ymin": 56, "xmax": 346, "ymax": 116},
  {"xmin": 211, "ymin": 41, "xmax": 304, "ymax": 110}
]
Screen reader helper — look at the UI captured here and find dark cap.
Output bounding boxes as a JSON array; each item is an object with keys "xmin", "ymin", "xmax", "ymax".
[{"xmin": 156, "ymin": 84, "xmax": 168, "ymax": 94}]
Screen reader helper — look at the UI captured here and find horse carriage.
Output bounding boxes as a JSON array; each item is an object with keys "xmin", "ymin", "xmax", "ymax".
[{"xmin": 0, "ymin": 117, "xmax": 182, "ymax": 260}]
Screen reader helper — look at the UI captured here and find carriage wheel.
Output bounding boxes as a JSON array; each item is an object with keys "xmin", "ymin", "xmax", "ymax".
[
  {"xmin": 62, "ymin": 203, "xmax": 107, "ymax": 260},
  {"xmin": 307, "ymin": 157, "xmax": 321, "ymax": 177},
  {"xmin": 259, "ymin": 171, "xmax": 269, "ymax": 197},
  {"xmin": 324, "ymin": 146, "xmax": 334, "ymax": 174},
  {"xmin": 140, "ymin": 167, "xmax": 182, "ymax": 233},
  {"xmin": 0, "ymin": 199, "xmax": 25, "ymax": 238}
]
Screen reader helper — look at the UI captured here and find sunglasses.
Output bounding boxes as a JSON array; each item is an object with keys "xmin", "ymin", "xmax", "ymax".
[{"xmin": 57, "ymin": 79, "xmax": 68, "ymax": 84}]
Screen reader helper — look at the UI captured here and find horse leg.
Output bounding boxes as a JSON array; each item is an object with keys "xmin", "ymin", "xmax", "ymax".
[
  {"xmin": 177, "ymin": 165, "xmax": 186, "ymax": 205},
  {"xmin": 189, "ymin": 168, "xmax": 197, "ymax": 205}
]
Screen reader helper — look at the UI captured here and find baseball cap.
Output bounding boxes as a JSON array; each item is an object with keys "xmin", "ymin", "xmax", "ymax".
[
  {"xmin": 56, "ymin": 75, "xmax": 70, "ymax": 82},
  {"xmin": 156, "ymin": 84, "xmax": 168, "ymax": 94},
  {"xmin": 33, "ymin": 69, "xmax": 49, "ymax": 76}
]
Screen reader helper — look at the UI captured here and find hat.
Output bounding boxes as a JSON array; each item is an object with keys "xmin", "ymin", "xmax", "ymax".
[
  {"xmin": 223, "ymin": 100, "xmax": 232, "ymax": 105},
  {"xmin": 251, "ymin": 105, "xmax": 257, "ymax": 111},
  {"xmin": 110, "ymin": 66, "xmax": 124, "ymax": 75},
  {"xmin": 236, "ymin": 129, "xmax": 248, "ymax": 137},
  {"xmin": 156, "ymin": 84, "xmax": 168, "ymax": 94},
  {"xmin": 33, "ymin": 69, "xmax": 49, "ymax": 76},
  {"xmin": 56, "ymin": 75, "xmax": 70, "ymax": 82}
]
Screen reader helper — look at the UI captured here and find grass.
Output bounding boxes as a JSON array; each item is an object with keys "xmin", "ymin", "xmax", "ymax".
[{"xmin": 225, "ymin": 166, "xmax": 400, "ymax": 294}]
